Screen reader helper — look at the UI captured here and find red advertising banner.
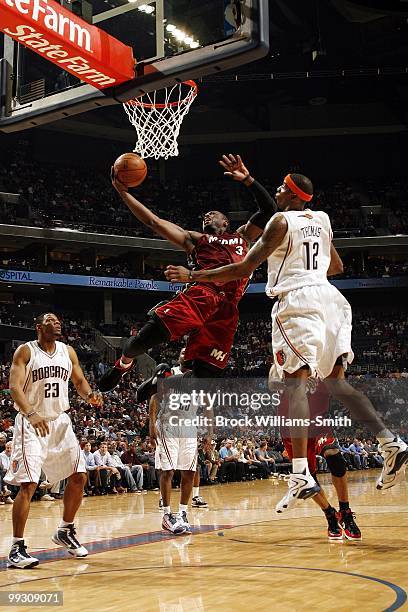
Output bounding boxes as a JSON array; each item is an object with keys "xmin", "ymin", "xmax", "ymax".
[{"xmin": 0, "ymin": 0, "xmax": 135, "ymax": 89}]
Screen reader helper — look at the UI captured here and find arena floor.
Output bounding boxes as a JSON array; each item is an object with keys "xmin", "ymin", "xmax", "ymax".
[{"xmin": 0, "ymin": 470, "xmax": 407, "ymax": 612}]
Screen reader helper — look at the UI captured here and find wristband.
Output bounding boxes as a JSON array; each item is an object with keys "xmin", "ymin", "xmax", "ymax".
[{"xmin": 26, "ymin": 410, "xmax": 37, "ymax": 418}]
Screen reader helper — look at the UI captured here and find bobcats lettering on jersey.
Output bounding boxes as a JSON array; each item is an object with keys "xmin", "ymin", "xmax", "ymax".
[
  {"xmin": 20, "ymin": 340, "xmax": 72, "ymax": 420},
  {"xmin": 32, "ymin": 366, "xmax": 70, "ymax": 383},
  {"xmin": 266, "ymin": 209, "xmax": 332, "ymax": 298}
]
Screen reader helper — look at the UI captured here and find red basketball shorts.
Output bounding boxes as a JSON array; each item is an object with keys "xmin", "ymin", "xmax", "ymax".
[
  {"xmin": 153, "ymin": 284, "xmax": 239, "ymax": 369},
  {"xmin": 283, "ymin": 433, "xmax": 336, "ymax": 475}
]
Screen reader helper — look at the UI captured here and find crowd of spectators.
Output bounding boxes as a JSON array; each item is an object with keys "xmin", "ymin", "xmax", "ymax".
[
  {"xmin": 2, "ymin": 251, "xmax": 407, "ymax": 283},
  {"xmin": 1, "ymin": 141, "xmax": 408, "ymax": 239}
]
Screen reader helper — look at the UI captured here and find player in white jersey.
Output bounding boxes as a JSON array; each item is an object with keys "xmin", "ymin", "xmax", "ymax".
[
  {"xmin": 5, "ymin": 313, "xmax": 103, "ymax": 569},
  {"xmin": 138, "ymin": 349, "xmax": 201, "ymax": 534},
  {"xmin": 166, "ymin": 172, "xmax": 408, "ymax": 512}
]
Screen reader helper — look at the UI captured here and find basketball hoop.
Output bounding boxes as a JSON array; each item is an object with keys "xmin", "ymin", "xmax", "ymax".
[{"xmin": 123, "ymin": 80, "xmax": 198, "ymax": 160}]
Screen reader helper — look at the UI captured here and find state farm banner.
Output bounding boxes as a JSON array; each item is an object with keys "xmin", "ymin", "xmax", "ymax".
[{"xmin": 0, "ymin": 0, "xmax": 135, "ymax": 89}]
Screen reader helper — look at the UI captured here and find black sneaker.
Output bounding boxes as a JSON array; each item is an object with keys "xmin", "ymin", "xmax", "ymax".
[
  {"xmin": 52, "ymin": 524, "xmax": 88, "ymax": 557},
  {"xmin": 337, "ymin": 509, "xmax": 362, "ymax": 541},
  {"xmin": 98, "ymin": 359, "xmax": 133, "ymax": 392},
  {"xmin": 326, "ymin": 508, "xmax": 343, "ymax": 541},
  {"xmin": 7, "ymin": 541, "xmax": 39, "ymax": 569},
  {"xmin": 192, "ymin": 496, "xmax": 208, "ymax": 508}
]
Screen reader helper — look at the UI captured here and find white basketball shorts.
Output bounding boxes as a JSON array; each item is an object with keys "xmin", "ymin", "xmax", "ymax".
[
  {"xmin": 5, "ymin": 412, "xmax": 86, "ymax": 485},
  {"xmin": 155, "ymin": 422, "xmax": 198, "ymax": 472},
  {"xmin": 271, "ymin": 283, "xmax": 354, "ymax": 379}
]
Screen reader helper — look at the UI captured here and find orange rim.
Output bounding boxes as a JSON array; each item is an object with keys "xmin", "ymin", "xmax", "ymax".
[{"xmin": 125, "ymin": 80, "xmax": 198, "ymax": 109}]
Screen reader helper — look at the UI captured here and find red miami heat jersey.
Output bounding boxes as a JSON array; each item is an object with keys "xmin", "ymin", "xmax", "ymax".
[{"xmin": 190, "ymin": 232, "xmax": 249, "ymax": 302}]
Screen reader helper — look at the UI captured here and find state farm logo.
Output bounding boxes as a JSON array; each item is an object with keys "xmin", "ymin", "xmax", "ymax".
[{"xmin": 4, "ymin": 0, "xmax": 92, "ymax": 52}]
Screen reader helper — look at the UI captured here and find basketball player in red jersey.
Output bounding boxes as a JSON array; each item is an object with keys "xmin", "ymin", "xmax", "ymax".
[{"xmin": 99, "ymin": 154, "xmax": 277, "ymax": 391}]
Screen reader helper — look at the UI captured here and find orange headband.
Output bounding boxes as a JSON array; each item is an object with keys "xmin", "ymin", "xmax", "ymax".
[{"xmin": 284, "ymin": 174, "xmax": 313, "ymax": 202}]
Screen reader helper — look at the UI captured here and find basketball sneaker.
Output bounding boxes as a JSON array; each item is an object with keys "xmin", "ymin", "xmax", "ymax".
[
  {"xmin": 7, "ymin": 541, "xmax": 39, "ymax": 569},
  {"xmin": 52, "ymin": 524, "xmax": 88, "ymax": 557},
  {"xmin": 192, "ymin": 496, "xmax": 208, "ymax": 508},
  {"xmin": 325, "ymin": 507, "xmax": 343, "ymax": 541},
  {"xmin": 337, "ymin": 509, "xmax": 362, "ymax": 541},
  {"xmin": 376, "ymin": 438, "xmax": 408, "ymax": 490},
  {"xmin": 98, "ymin": 359, "xmax": 133, "ymax": 392},
  {"xmin": 162, "ymin": 513, "xmax": 186, "ymax": 535},
  {"xmin": 275, "ymin": 471, "xmax": 320, "ymax": 513},
  {"xmin": 177, "ymin": 511, "xmax": 192, "ymax": 534}
]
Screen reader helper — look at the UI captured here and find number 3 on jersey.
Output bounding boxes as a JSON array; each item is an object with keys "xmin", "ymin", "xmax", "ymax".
[{"xmin": 303, "ymin": 242, "xmax": 319, "ymax": 270}]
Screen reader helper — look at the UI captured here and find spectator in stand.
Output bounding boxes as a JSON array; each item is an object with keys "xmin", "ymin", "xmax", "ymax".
[
  {"xmin": 347, "ymin": 439, "xmax": 368, "ymax": 470},
  {"xmin": 93, "ymin": 441, "xmax": 125, "ymax": 494},
  {"xmin": 107, "ymin": 441, "xmax": 139, "ymax": 493},
  {"xmin": 0, "ymin": 441, "xmax": 14, "ymax": 504},
  {"xmin": 82, "ymin": 441, "xmax": 100, "ymax": 495},
  {"xmin": 121, "ymin": 442, "xmax": 150, "ymax": 490},
  {"xmin": 219, "ymin": 440, "xmax": 238, "ymax": 482},
  {"xmin": 255, "ymin": 441, "xmax": 275, "ymax": 475}
]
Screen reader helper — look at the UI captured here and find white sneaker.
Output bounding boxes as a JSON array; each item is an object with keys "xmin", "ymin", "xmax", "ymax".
[
  {"xmin": 377, "ymin": 438, "xmax": 408, "ymax": 490},
  {"xmin": 162, "ymin": 512, "xmax": 186, "ymax": 535},
  {"xmin": 52, "ymin": 525, "xmax": 88, "ymax": 557},
  {"xmin": 177, "ymin": 511, "xmax": 192, "ymax": 534},
  {"xmin": 276, "ymin": 472, "xmax": 320, "ymax": 513},
  {"xmin": 7, "ymin": 541, "xmax": 39, "ymax": 569},
  {"xmin": 5, "ymin": 497, "xmax": 14, "ymax": 504},
  {"xmin": 192, "ymin": 496, "xmax": 208, "ymax": 508},
  {"xmin": 41, "ymin": 494, "xmax": 55, "ymax": 501},
  {"xmin": 39, "ymin": 481, "xmax": 51, "ymax": 490}
]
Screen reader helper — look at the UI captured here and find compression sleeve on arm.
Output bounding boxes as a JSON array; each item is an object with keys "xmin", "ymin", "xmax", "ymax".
[{"xmin": 247, "ymin": 180, "xmax": 278, "ymax": 229}]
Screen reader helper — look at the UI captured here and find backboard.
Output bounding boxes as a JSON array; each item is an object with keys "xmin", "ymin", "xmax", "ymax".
[{"xmin": 0, "ymin": 0, "xmax": 269, "ymax": 132}]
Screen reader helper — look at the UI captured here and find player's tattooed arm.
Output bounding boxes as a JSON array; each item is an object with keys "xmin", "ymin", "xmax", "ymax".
[
  {"xmin": 111, "ymin": 171, "xmax": 200, "ymax": 253},
  {"xmin": 166, "ymin": 214, "xmax": 288, "ymax": 283},
  {"xmin": 9, "ymin": 344, "xmax": 50, "ymax": 436},
  {"xmin": 68, "ymin": 346, "xmax": 103, "ymax": 406},
  {"xmin": 327, "ymin": 243, "xmax": 344, "ymax": 276}
]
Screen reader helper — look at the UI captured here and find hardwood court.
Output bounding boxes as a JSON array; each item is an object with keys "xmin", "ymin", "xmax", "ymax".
[{"xmin": 0, "ymin": 471, "xmax": 407, "ymax": 612}]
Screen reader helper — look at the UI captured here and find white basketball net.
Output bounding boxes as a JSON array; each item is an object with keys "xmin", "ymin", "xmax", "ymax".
[{"xmin": 123, "ymin": 80, "xmax": 198, "ymax": 160}]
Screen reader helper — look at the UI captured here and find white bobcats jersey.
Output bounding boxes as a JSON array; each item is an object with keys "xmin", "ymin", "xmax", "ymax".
[
  {"xmin": 266, "ymin": 209, "xmax": 332, "ymax": 297},
  {"xmin": 18, "ymin": 340, "xmax": 72, "ymax": 421}
]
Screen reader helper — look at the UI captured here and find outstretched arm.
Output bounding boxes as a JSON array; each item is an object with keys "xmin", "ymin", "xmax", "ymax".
[
  {"xmin": 68, "ymin": 346, "xmax": 103, "ymax": 406},
  {"xmin": 165, "ymin": 214, "xmax": 288, "ymax": 284},
  {"xmin": 219, "ymin": 154, "xmax": 277, "ymax": 242},
  {"xmin": 112, "ymin": 172, "xmax": 199, "ymax": 253}
]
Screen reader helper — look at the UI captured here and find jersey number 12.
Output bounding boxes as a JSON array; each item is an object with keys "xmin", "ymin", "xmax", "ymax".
[{"xmin": 303, "ymin": 242, "xmax": 319, "ymax": 270}]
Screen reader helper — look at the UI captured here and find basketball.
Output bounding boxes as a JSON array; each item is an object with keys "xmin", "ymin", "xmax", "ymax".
[{"xmin": 113, "ymin": 153, "xmax": 147, "ymax": 187}]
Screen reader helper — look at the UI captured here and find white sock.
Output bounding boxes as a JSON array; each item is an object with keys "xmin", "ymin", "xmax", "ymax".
[
  {"xmin": 59, "ymin": 520, "xmax": 72, "ymax": 528},
  {"xmin": 179, "ymin": 503, "xmax": 188, "ymax": 514},
  {"xmin": 377, "ymin": 429, "xmax": 395, "ymax": 445},
  {"xmin": 292, "ymin": 458, "xmax": 310, "ymax": 475},
  {"xmin": 12, "ymin": 537, "xmax": 23, "ymax": 545},
  {"xmin": 119, "ymin": 358, "xmax": 133, "ymax": 369},
  {"xmin": 192, "ymin": 487, "xmax": 199, "ymax": 498},
  {"xmin": 163, "ymin": 506, "xmax": 170, "ymax": 515}
]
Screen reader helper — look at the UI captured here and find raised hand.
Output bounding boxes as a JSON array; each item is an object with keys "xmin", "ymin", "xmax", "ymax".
[
  {"xmin": 219, "ymin": 154, "xmax": 251, "ymax": 182},
  {"xmin": 110, "ymin": 166, "xmax": 128, "ymax": 193}
]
